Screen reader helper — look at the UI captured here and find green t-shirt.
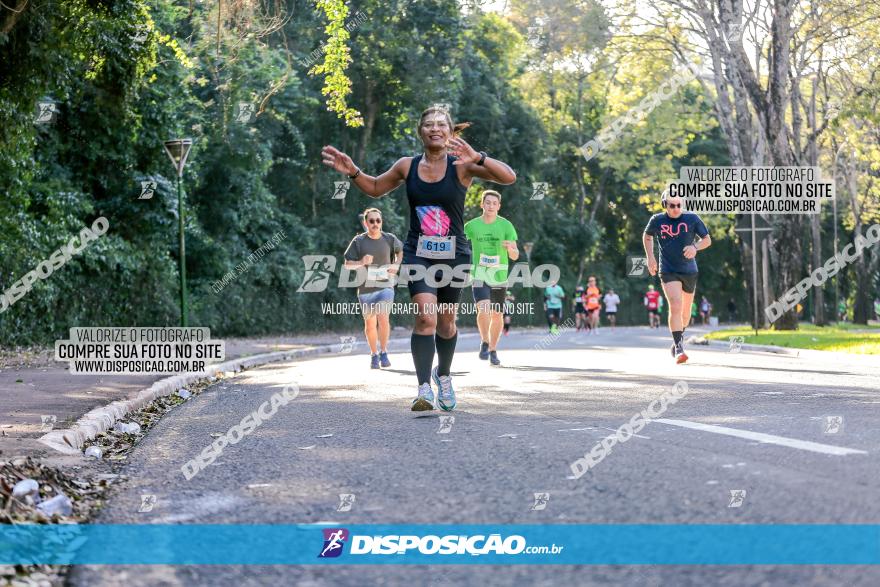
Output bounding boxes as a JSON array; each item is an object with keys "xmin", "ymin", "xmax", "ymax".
[
  {"xmin": 464, "ymin": 216, "xmax": 518, "ymax": 286},
  {"xmin": 545, "ymin": 285, "xmax": 565, "ymax": 309}
]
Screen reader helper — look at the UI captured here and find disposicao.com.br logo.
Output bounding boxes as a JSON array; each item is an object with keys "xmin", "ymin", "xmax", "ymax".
[{"xmin": 318, "ymin": 529, "xmax": 563, "ymax": 558}]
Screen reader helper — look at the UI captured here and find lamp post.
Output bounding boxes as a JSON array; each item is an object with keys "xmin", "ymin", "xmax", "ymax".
[
  {"xmin": 163, "ymin": 139, "xmax": 193, "ymax": 327},
  {"xmin": 523, "ymin": 241, "xmax": 534, "ymax": 330}
]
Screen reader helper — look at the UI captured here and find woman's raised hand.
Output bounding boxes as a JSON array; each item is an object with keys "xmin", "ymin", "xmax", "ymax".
[
  {"xmin": 447, "ymin": 137, "xmax": 480, "ymax": 165},
  {"xmin": 321, "ymin": 145, "xmax": 357, "ymax": 176}
]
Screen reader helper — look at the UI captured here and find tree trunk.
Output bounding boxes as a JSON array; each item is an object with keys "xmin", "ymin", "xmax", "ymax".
[
  {"xmin": 804, "ymin": 76, "xmax": 826, "ymax": 325},
  {"xmin": 762, "ymin": 236, "xmax": 773, "ymax": 328},
  {"xmin": 850, "ymin": 173, "xmax": 871, "ymax": 324}
]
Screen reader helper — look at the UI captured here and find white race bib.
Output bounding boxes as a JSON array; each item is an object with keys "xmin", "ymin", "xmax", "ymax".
[
  {"xmin": 416, "ymin": 235, "xmax": 456, "ymax": 259},
  {"xmin": 479, "ymin": 253, "xmax": 501, "ymax": 267},
  {"xmin": 367, "ymin": 266, "xmax": 389, "ymax": 281}
]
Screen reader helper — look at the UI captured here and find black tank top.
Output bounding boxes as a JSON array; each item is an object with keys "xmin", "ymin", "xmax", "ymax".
[{"xmin": 404, "ymin": 154, "xmax": 470, "ymax": 256}]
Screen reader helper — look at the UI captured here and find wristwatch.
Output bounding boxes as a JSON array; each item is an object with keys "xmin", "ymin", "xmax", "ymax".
[
  {"xmin": 348, "ymin": 168, "xmax": 361, "ymax": 179},
  {"xmin": 476, "ymin": 151, "xmax": 487, "ymax": 166}
]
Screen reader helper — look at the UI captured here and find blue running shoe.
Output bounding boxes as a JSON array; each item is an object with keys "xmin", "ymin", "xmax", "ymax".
[
  {"xmin": 370, "ymin": 354, "xmax": 380, "ymax": 369},
  {"xmin": 411, "ymin": 383, "xmax": 435, "ymax": 412},
  {"xmin": 478, "ymin": 342, "xmax": 490, "ymax": 360},
  {"xmin": 379, "ymin": 351, "xmax": 391, "ymax": 368},
  {"xmin": 432, "ymin": 366, "xmax": 456, "ymax": 411}
]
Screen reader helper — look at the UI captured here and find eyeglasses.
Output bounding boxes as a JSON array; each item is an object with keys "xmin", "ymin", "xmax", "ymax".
[
  {"xmin": 367, "ymin": 218, "xmax": 382, "ymax": 225},
  {"xmin": 667, "ymin": 203, "xmax": 682, "ymax": 209}
]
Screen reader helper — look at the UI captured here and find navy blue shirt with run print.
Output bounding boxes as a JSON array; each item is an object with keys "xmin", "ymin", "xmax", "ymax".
[{"xmin": 644, "ymin": 212, "xmax": 709, "ymax": 274}]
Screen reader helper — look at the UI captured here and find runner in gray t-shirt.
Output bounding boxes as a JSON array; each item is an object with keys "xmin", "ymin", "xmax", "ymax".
[{"xmin": 343, "ymin": 208, "xmax": 403, "ymax": 369}]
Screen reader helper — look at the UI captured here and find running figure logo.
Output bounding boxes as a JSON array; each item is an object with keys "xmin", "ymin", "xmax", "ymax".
[
  {"xmin": 332, "ymin": 181, "xmax": 350, "ymax": 200},
  {"xmin": 531, "ymin": 182, "xmax": 548, "ymax": 201},
  {"xmin": 823, "ymin": 416, "xmax": 843, "ymax": 434},
  {"xmin": 626, "ymin": 255, "xmax": 648, "ymax": 277},
  {"xmin": 728, "ymin": 489, "xmax": 746, "ymax": 508},
  {"xmin": 35, "ymin": 101, "xmax": 58, "ymax": 124},
  {"xmin": 39, "ymin": 415, "xmax": 57, "ymax": 432},
  {"xmin": 234, "ymin": 102, "xmax": 256, "ymax": 123},
  {"xmin": 318, "ymin": 528, "xmax": 349, "ymax": 558},
  {"xmin": 139, "ymin": 180, "xmax": 157, "ymax": 200},
  {"xmin": 133, "ymin": 24, "xmax": 149, "ymax": 43},
  {"xmin": 728, "ymin": 336, "xmax": 744, "ymax": 353},
  {"xmin": 338, "ymin": 336, "xmax": 355, "ymax": 354},
  {"xmin": 437, "ymin": 415, "xmax": 455, "ymax": 434},
  {"xmin": 336, "ymin": 494, "xmax": 356, "ymax": 512},
  {"xmin": 138, "ymin": 494, "xmax": 157, "ymax": 513},
  {"xmin": 297, "ymin": 255, "xmax": 337, "ymax": 293},
  {"xmin": 530, "ymin": 492, "xmax": 550, "ymax": 511}
]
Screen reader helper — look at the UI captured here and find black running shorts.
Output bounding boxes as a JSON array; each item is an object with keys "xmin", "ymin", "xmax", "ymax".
[
  {"xmin": 402, "ymin": 248, "xmax": 471, "ymax": 304},
  {"xmin": 472, "ymin": 283, "xmax": 507, "ymax": 310},
  {"xmin": 660, "ymin": 271, "xmax": 698, "ymax": 294}
]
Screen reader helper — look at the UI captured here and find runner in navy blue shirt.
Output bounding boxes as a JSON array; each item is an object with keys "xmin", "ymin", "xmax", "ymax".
[
  {"xmin": 643, "ymin": 192, "xmax": 712, "ymax": 363},
  {"xmin": 321, "ymin": 106, "xmax": 516, "ymax": 412}
]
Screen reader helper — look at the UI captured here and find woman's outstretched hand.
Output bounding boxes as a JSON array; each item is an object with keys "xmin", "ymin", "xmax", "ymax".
[
  {"xmin": 447, "ymin": 137, "xmax": 480, "ymax": 165},
  {"xmin": 321, "ymin": 145, "xmax": 357, "ymax": 176}
]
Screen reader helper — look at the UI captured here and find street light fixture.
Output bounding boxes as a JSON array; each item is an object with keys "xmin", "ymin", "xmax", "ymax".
[{"xmin": 163, "ymin": 138, "xmax": 193, "ymax": 327}]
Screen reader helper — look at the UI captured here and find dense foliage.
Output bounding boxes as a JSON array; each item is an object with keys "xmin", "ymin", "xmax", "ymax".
[{"xmin": 1, "ymin": 0, "xmax": 876, "ymax": 345}]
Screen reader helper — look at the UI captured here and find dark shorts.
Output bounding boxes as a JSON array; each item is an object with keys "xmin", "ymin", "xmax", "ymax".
[
  {"xmin": 587, "ymin": 307, "xmax": 600, "ymax": 317},
  {"xmin": 546, "ymin": 307, "xmax": 562, "ymax": 319},
  {"xmin": 647, "ymin": 308, "xmax": 659, "ymax": 316},
  {"xmin": 606, "ymin": 311, "xmax": 616, "ymax": 316},
  {"xmin": 472, "ymin": 283, "xmax": 507, "ymax": 311},
  {"xmin": 574, "ymin": 303, "xmax": 587, "ymax": 315},
  {"xmin": 402, "ymin": 248, "xmax": 471, "ymax": 304},
  {"xmin": 661, "ymin": 271, "xmax": 698, "ymax": 294}
]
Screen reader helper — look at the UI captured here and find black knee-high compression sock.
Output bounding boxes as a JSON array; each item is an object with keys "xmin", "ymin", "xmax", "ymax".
[
  {"xmin": 411, "ymin": 333, "xmax": 435, "ymax": 385},
  {"xmin": 435, "ymin": 331, "xmax": 458, "ymax": 376},
  {"xmin": 672, "ymin": 330, "xmax": 683, "ymax": 345}
]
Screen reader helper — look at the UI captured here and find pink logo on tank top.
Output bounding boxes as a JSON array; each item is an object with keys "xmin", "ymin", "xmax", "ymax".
[
  {"xmin": 416, "ymin": 206, "xmax": 451, "ymax": 236},
  {"xmin": 660, "ymin": 222, "xmax": 688, "ymax": 239}
]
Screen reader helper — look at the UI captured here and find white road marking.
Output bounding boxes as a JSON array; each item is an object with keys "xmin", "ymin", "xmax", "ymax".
[
  {"xmin": 600, "ymin": 426, "xmax": 650, "ymax": 440},
  {"xmin": 654, "ymin": 418, "xmax": 867, "ymax": 456}
]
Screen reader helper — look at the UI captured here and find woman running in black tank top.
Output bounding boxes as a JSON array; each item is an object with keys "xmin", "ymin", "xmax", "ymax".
[{"xmin": 321, "ymin": 105, "xmax": 516, "ymax": 413}]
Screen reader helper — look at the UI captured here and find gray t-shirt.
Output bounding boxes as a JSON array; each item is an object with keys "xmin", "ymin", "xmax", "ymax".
[{"xmin": 343, "ymin": 231, "xmax": 403, "ymax": 294}]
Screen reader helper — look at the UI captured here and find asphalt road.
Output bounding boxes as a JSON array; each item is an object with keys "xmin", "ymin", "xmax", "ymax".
[{"xmin": 69, "ymin": 326, "xmax": 880, "ymax": 586}]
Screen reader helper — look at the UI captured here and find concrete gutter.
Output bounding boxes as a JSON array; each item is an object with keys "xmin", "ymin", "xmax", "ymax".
[
  {"xmin": 37, "ymin": 330, "xmax": 482, "ymax": 456},
  {"xmin": 701, "ymin": 338, "xmax": 801, "ymax": 356},
  {"xmin": 37, "ymin": 342, "xmax": 348, "ymax": 455}
]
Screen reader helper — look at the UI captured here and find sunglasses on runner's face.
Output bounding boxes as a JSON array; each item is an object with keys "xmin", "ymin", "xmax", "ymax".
[
  {"xmin": 666, "ymin": 203, "xmax": 682, "ymax": 209},
  {"xmin": 367, "ymin": 218, "xmax": 382, "ymax": 224}
]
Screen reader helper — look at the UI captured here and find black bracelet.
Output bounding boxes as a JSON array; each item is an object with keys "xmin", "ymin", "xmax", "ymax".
[
  {"xmin": 348, "ymin": 169, "xmax": 361, "ymax": 180},
  {"xmin": 477, "ymin": 151, "xmax": 487, "ymax": 166}
]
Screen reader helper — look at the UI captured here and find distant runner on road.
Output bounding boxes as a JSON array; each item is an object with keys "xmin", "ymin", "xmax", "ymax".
[
  {"xmin": 585, "ymin": 276, "xmax": 601, "ymax": 335},
  {"xmin": 644, "ymin": 284, "xmax": 661, "ymax": 328},
  {"xmin": 643, "ymin": 192, "xmax": 712, "ymax": 363},
  {"xmin": 465, "ymin": 189, "xmax": 518, "ymax": 367},
  {"xmin": 343, "ymin": 207, "xmax": 403, "ymax": 369},
  {"xmin": 603, "ymin": 288, "xmax": 620, "ymax": 331},
  {"xmin": 503, "ymin": 289, "xmax": 515, "ymax": 336},
  {"xmin": 544, "ymin": 280, "xmax": 565, "ymax": 334},
  {"xmin": 573, "ymin": 285, "xmax": 587, "ymax": 332}
]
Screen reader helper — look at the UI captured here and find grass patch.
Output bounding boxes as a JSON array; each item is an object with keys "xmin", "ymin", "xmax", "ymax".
[{"xmin": 705, "ymin": 323, "xmax": 880, "ymax": 354}]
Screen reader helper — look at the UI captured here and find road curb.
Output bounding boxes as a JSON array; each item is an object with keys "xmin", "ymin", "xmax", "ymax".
[
  {"xmin": 37, "ymin": 342, "xmax": 352, "ymax": 455},
  {"xmin": 703, "ymin": 338, "xmax": 801, "ymax": 356}
]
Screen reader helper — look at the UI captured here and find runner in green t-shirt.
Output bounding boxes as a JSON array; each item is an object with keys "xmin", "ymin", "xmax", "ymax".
[{"xmin": 464, "ymin": 190, "xmax": 518, "ymax": 366}]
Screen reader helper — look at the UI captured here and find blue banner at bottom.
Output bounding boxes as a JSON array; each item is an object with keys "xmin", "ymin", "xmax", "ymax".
[{"xmin": 1, "ymin": 524, "xmax": 878, "ymax": 565}]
